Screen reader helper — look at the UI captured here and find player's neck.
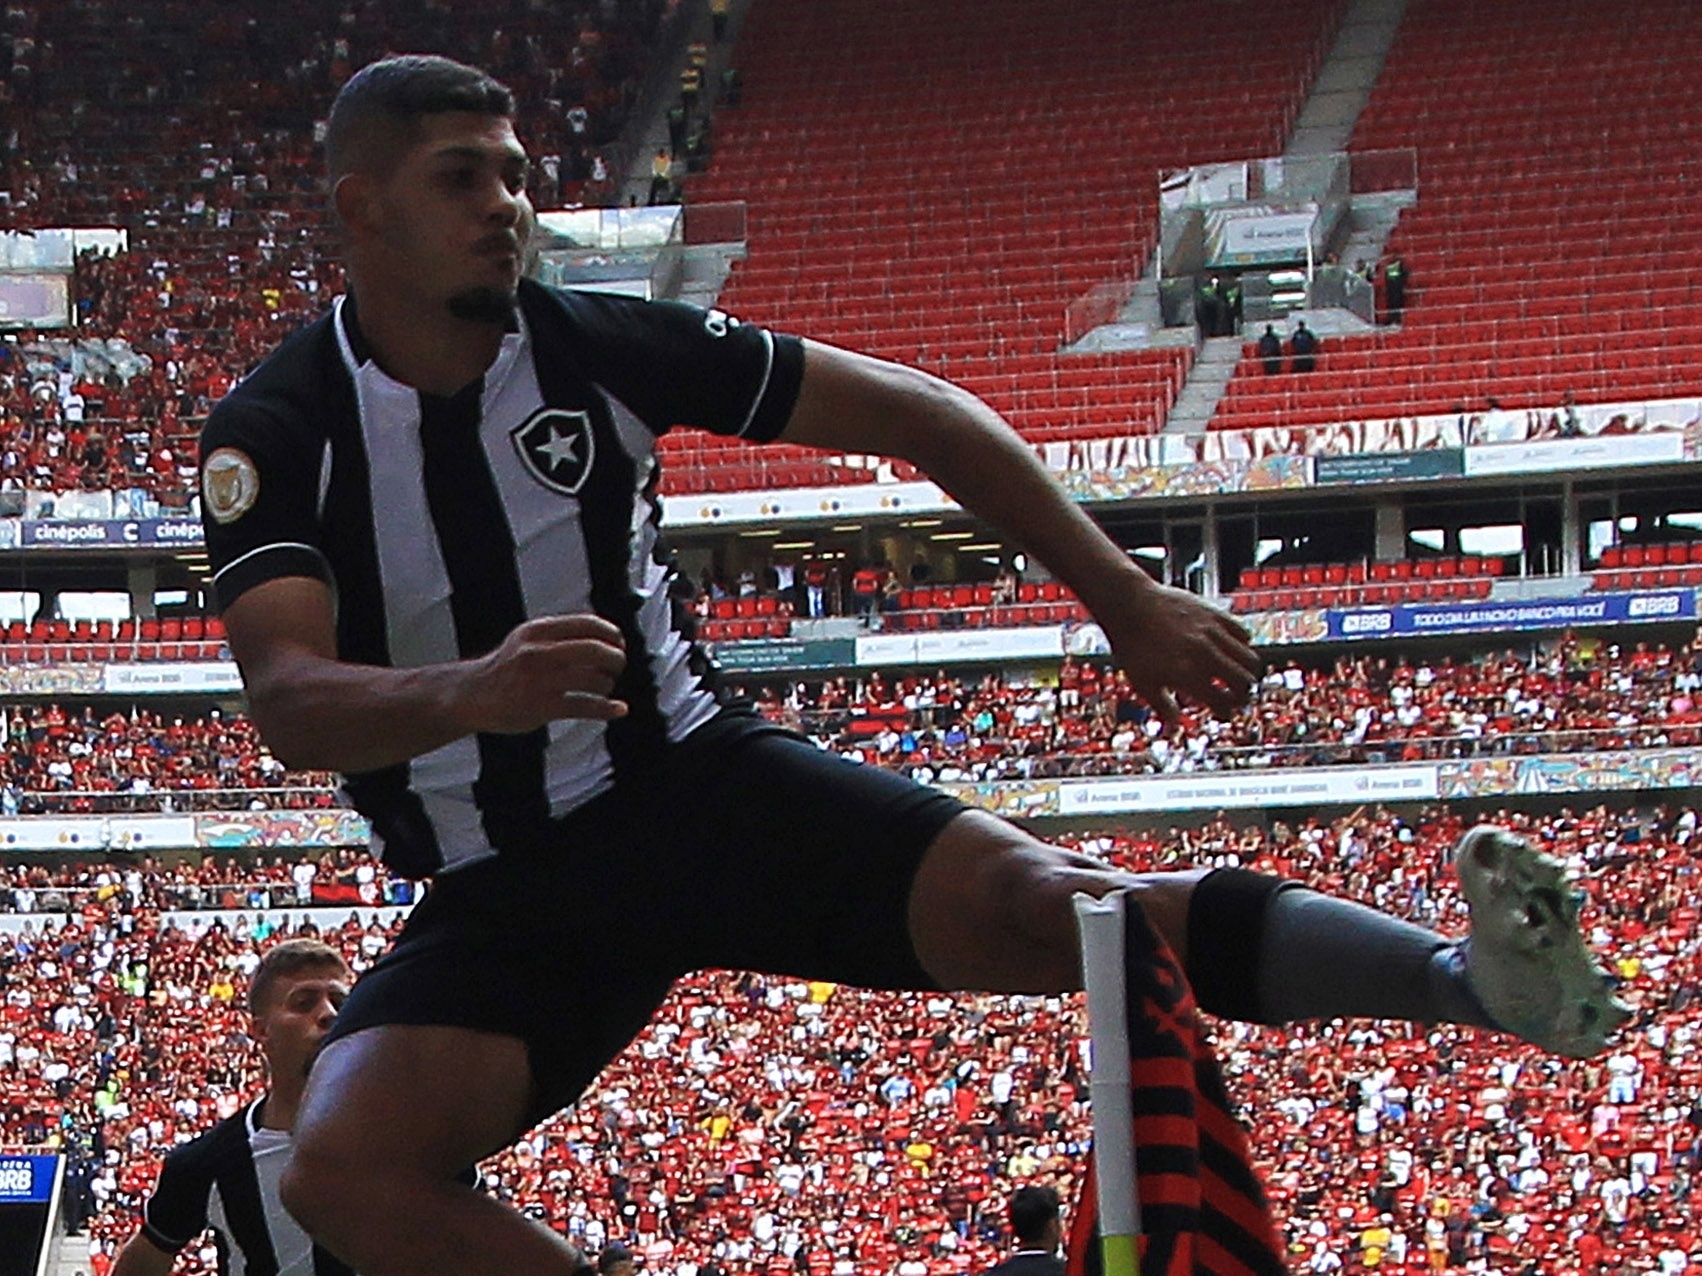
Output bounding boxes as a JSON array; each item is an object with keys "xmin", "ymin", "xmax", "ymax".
[
  {"xmin": 348, "ymin": 279, "xmax": 508, "ymax": 398},
  {"xmin": 257, "ymin": 1078, "xmax": 305, "ymax": 1132}
]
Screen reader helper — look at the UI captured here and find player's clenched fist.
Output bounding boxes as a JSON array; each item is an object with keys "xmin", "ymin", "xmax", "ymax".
[{"xmin": 463, "ymin": 614, "xmax": 629, "ymax": 732}]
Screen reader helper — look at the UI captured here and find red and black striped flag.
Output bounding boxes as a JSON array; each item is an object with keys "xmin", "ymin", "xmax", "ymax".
[{"xmin": 1066, "ymin": 900, "xmax": 1289, "ymax": 1276}]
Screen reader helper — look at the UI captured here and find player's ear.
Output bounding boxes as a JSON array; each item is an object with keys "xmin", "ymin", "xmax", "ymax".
[{"xmin": 332, "ymin": 171, "xmax": 380, "ymax": 236}]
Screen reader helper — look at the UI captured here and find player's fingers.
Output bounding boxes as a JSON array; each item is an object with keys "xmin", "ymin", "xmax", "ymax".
[
  {"xmin": 1215, "ymin": 608, "xmax": 1254, "ymax": 647},
  {"xmin": 1201, "ymin": 635, "xmax": 1260, "ymax": 697},
  {"xmin": 556, "ymin": 693, "xmax": 629, "ymax": 721},
  {"xmin": 1197, "ymin": 677, "xmax": 1249, "ymax": 718},
  {"xmin": 1210, "ymin": 621, "xmax": 1264, "ymax": 679},
  {"xmin": 1148, "ymin": 686, "xmax": 1181, "ymax": 732},
  {"xmin": 521, "ymin": 613, "xmax": 626, "ymax": 647},
  {"xmin": 539, "ymin": 637, "xmax": 629, "ymax": 680}
]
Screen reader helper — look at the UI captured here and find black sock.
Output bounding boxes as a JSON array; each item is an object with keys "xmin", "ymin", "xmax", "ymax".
[
  {"xmin": 1254, "ymin": 888, "xmax": 1496, "ymax": 1028},
  {"xmin": 1183, "ymin": 869, "xmax": 1495, "ymax": 1028}
]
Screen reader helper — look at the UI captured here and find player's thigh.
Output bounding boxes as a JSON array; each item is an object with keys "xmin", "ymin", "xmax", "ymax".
[
  {"xmin": 315, "ymin": 852, "xmax": 675, "ymax": 1129},
  {"xmin": 661, "ymin": 721, "xmax": 964, "ymax": 989},
  {"xmin": 292, "ymin": 1024, "xmax": 532, "ymax": 1180},
  {"xmin": 907, "ymin": 810, "xmax": 1209, "ymax": 984}
]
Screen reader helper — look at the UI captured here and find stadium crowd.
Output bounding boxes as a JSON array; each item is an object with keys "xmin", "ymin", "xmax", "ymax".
[
  {"xmin": 0, "ymin": 802, "xmax": 1694, "ymax": 1274},
  {"xmin": 3, "ymin": 632, "xmax": 1700, "ymax": 815},
  {"xmin": 0, "ymin": 847, "xmax": 410, "ymax": 915},
  {"xmin": 0, "ymin": 0, "xmax": 670, "ymax": 510},
  {"xmin": 0, "ymin": 704, "xmax": 334, "ymax": 814},
  {"xmin": 748, "ymin": 631, "xmax": 1702, "ymax": 780}
]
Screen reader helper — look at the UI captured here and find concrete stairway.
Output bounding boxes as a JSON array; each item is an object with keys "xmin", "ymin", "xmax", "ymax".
[
  {"xmin": 1163, "ymin": 337, "xmax": 1243, "ymax": 434},
  {"xmin": 1286, "ymin": 0, "xmax": 1412, "ymax": 157},
  {"xmin": 1153, "ymin": 0, "xmax": 1414, "ymax": 431}
]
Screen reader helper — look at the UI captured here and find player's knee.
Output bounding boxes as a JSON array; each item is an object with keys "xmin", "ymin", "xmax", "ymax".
[
  {"xmin": 280, "ymin": 1143, "xmax": 369, "ymax": 1242},
  {"xmin": 279, "ymin": 1148, "xmax": 335, "ymax": 1235}
]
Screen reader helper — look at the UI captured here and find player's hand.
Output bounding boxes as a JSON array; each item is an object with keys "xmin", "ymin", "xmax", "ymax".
[
  {"xmin": 464, "ymin": 614, "xmax": 628, "ymax": 732},
  {"xmin": 1096, "ymin": 579, "xmax": 1262, "ymax": 730}
]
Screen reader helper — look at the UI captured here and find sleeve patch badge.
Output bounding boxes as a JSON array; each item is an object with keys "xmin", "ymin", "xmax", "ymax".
[{"xmin": 202, "ymin": 448, "xmax": 260, "ymax": 524}]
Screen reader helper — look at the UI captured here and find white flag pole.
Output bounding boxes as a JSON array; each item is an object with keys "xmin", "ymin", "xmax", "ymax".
[{"xmin": 1074, "ymin": 891, "xmax": 1140, "ymax": 1276}]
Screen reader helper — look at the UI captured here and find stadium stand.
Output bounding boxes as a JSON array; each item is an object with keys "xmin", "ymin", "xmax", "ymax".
[
  {"xmin": 673, "ymin": 0, "xmax": 1350, "ymax": 492},
  {"xmin": 0, "ymin": 0, "xmax": 664, "ymax": 507},
  {"xmin": 1227, "ymin": 556, "xmax": 1506, "ymax": 613},
  {"xmin": 6, "ymin": 804, "xmax": 1696, "ymax": 1274},
  {"xmin": 0, "ymin": 705, "xmax": 333, "ymax": 812},
  {"xmin": 0, "ymin": 848, "xmax": 406, "ymax": 913},
  {"xmin": 1212, "ymin": 0, "xmax": 1702, "ymax": 432},
  {"xmin": 5, "ymin": 635, "xmax": 1700, "ymax": 812}
]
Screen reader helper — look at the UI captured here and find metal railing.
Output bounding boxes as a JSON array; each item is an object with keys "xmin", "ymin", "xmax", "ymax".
[
  {"xmin": 1, "ymin": 784, "xmax": 337, "ymax": 815},
  {"xmin": 787, "ymin": 722, "xmax": 1697, "ymax": 778},
  {"xmin": 0, "ymin": 875, "xmax": 416, "ymax": 915}
]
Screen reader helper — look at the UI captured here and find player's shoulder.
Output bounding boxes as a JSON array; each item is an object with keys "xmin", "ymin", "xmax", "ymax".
[
  {"xmin": 519, "ymin": 279, "xmax": 732, "ymax": 347},
  {"xmin": 159, "ymin": 1103, "xmax": 258, "ymax": 1178},
  {"xmin": 207, "ymin": 307, "xmax": 345, "ymax": 441}
]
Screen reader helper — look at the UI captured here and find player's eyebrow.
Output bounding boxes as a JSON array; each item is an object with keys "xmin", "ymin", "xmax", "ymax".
[{"xmin": 429, "ymin": 144, "xmax": 526, "ymax": 165}]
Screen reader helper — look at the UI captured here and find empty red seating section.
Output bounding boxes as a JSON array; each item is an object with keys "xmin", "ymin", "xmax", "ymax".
[
  {"xmin": 697, "ymin": 594, "xmax": 796, "ymax": 642},
  {"xmin": 1228, "ymin": 557, "xmax": 1503, "ymax": 612},
  {"xmin": 886, "ymin": 581, "xmax": 1090, "ymax": 630},
  {"xmin": 1213, "ymin": 0, "xmax": 1702, "ymax": 433},
  {"xmin": 1591, "ymin": 542, "xmax": 1702, "ymax": 592},
  {"xmin": 0, "ymin": 615, "xmax": 228, "ymax": 662},
  {"xmin": 673, "ymin": 0, "xmax": 1348, "ymax": 491}
]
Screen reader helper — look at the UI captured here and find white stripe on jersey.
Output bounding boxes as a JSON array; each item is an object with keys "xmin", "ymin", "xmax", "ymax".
[
  {"xmin": 247, "ymin": 1120, "xmax": 317, "ymax": 1276},
  {"xmin": 202, "ymin": 1105, "xmax": 322, "ymax": 1276},
  {"xmin": 205, "ymin": 1182, "xmax": 234, "ymax": 1274},
  {"xmin": 604, "ymin": 396, "xmax": 718, "ymax": 743},
  {"xmin": 478, "ymin": 318, "xmax": 616, "ymax": 818}
]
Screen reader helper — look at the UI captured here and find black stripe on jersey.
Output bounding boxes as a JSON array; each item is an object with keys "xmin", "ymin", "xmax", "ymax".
[
  {"xmin": 522, "ymin": 287, "xmax": 669, "ymax": 778},
  {"xmin": 215, "ymin": 1147, "xmax": 279, "ymax": 1276},
  {"xmin": 321, "ymin": 308, "xmax": 445, "ymax": 879},
  {"xmin": 417, "ymin": 381, "xmax": 552, "ymax": 851}
]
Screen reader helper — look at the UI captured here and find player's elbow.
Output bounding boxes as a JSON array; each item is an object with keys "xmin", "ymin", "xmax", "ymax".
[
  {"xmin": 241, "ymin": 670, "xmax": 332, "ymax": 772},
  {"xmin": 883, "ymin": 366, "xmax": 996, "ymax": 470}
]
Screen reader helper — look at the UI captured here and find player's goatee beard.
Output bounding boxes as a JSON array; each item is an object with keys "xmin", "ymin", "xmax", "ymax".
[{"xmin": 447, "ymin": 285, "xmax": 519, "ymax": 325}]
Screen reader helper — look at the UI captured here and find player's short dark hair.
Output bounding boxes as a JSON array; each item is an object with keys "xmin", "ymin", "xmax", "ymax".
[
  {"xmin": 597, "ymin": 1244, "xmax": 635, "ymax": 1273},
  {"xmin": 1009, "ymin": 1184, "xmax": 1061, "ymax": 1244},
  {"xmin": 248, "ymin": 938, "xmax": 349, "ymax": 1015},
  {"xmin": 325, "ymin": 54, "xmax": 515, "ymax": 181}
]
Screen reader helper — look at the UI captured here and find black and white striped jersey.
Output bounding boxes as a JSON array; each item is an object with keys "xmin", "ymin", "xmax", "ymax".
[
  {"xmin": 200, "ymin": 281, "xmax": 805, "ymax": 876},
  {"xmin": 140, "ymin": 1099, "xmax": 354, "ymax": 1276}
]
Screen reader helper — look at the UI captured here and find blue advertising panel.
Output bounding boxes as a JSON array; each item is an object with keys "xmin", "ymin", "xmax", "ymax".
[
  {"xmin": 0, "ymin": 1154, "xmax": 56, "ymax": 1204},
  {"xmin": 1327, "ymin": 590, "xmax": 1695, "ymax": 641},
  {"xmin": 16, "ymin": 518, "xmax": 204, "ymax": 549}
]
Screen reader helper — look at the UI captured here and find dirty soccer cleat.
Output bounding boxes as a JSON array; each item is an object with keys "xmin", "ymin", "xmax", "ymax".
[{"xmin": 1449, "ymin": 824, "xmax": 1632, "ymax": 1059}]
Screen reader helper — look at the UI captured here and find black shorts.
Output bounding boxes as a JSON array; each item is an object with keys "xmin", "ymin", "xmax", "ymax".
[{"xmin": 325, "ymin": 712, "xmax": 967, "ymax": 1122}]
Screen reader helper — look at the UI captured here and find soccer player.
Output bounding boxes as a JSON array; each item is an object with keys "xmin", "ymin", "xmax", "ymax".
[
  {"xmin": 109, "ymin": 940, "xmax": 352, "ymax": 1276},
  {"xmin": 197, "ymin": 55, "xmax": 1627, "ymax": 1276}
]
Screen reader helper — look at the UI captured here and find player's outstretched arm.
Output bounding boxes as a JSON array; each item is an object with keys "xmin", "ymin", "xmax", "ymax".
[
  {"xmin": 780, "ymin": 340, "xmax": 1262, "ymax": 725},
  {"xmin": 223, "ymin": 577, "xmax": 628, "ymax": 773},
  {"xmin": 109, "ymin": 1232, "xmax": 177, "ymax": 1276}
]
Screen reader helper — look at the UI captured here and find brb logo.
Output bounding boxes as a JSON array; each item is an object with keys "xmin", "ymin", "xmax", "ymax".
[
  {"xmin": 1628, "ymin": 594, "xmax": 1683, "ymax": 619},
  {"xmin": 1341, "ymin": 611, "xmax": 1394, "ymax": 636},
  {"xmin": 0, "ymin": 1159, "xmax": 35, "ymax": 1197}
]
